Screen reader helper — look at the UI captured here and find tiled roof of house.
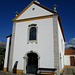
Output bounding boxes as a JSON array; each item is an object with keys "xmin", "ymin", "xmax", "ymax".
[{"xmin": 65, "ymin": 49, "xmax": 75, "ymax": 55}]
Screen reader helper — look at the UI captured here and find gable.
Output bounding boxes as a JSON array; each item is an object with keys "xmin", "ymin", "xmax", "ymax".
[
  {"xmin": 17, "ymin": 4, "xmax": 53, "ymax": 20},
  {"xmin": 12, "ymin": 1, "xmax": 57, "ymax": 21}
]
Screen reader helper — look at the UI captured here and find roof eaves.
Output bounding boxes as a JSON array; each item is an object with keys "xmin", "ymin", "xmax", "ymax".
[
  {"xmin": 58, "ymin": 16, "xmax": 65, "ymax": 41},
  {"xmin": 6, "ymin": 34, "xmax": 12, "ymax": 38},
  {"xmin": 33, "ymin": 1, "xmax": 58, "ymax": 14},
  {"xmin": 12, "ymin": 1, "xmax": 34, "ymax": 21}
]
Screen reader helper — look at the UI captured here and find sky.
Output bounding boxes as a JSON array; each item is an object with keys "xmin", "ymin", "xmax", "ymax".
[{"xmin": 0, "ymin": 0, "xmax": 75, "ymax": 46}]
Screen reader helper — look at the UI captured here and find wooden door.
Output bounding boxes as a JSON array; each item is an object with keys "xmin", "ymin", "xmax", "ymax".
[
  {"xmin": 70, "ymin": 56, "xmax": 75, "ymax": 66},
  {"xmin": 26, "ymin": 53, "xmax": 38, "ymax": 74}
]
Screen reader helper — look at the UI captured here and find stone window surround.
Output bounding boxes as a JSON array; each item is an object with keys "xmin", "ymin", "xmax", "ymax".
[{"xmin": 27, "ymin": 24, "xmax": 38, "ymax": 44}]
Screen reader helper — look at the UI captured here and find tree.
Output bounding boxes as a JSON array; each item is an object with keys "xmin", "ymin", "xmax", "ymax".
[
  {"xmin": 0, "ymin": 41, "xmax": 6, "ymax": 70},
  {"xmin": 69, "ymin": 47, "xmax": 75, "ymax": 50}
]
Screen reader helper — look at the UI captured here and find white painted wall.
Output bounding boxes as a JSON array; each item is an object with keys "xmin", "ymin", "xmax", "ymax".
[
  {"xmin": 12, "ymin": 18, "xmax": 54, "ymax": 70},
  {"xmin": 57, "ymin": 20, "xmax": 65, "ymax": 71},
  {"xmin": 17, "ymin": 4, "xmax": 53, "ymax": 20},
  {"xmin": 64, "ymin": 55, "xmax": 70, "ymax": 66},
  {"xmin": 4, "ymin": 37, "xmax": 10, "ymax": 68},
  {"xmin": 64, "ymin": 55, "xmax": 75, "ymax": 66}
]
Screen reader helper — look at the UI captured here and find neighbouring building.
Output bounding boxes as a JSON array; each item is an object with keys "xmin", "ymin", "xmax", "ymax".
[
  {"xmin": 4, "ymin": 1, "xmax": 65, "ymax": 75},
  {"xmin": 64, "ymin": 49, "xmax": 75, "ymax": 67}
]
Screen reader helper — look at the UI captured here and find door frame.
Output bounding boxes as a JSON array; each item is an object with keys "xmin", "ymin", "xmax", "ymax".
[{"xmin": 23, "ymin": 51, "xmax": 40, "ymax": 74}]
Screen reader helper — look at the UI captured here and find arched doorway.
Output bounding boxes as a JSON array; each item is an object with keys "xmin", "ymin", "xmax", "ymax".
[{"xmin": 26, "ymin": 52, "xmax": 38, "ymax": 74}]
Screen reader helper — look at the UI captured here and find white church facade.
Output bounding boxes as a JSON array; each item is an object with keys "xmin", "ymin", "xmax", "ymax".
[{"xmin": 4, "ymin": 1, "xmax": 65, "ymax": 75}]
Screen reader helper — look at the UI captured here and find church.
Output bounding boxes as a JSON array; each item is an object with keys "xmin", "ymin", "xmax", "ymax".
[{"xmin": 4, "ymin": 0, "xmax": 65, "ymax": 75}]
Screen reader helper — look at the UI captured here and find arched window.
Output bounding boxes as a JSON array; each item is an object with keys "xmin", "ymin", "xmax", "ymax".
[
  {"xmin": 29, "ymin": 27, "xmax": 36, "ymax": 40},
  {"xmin": 27, "ymin": 24, "xmax": 37, "ymax": 43}
]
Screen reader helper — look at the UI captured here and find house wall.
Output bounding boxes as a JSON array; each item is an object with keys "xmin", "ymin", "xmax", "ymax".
[
  {"xmin": 4, "ymin": 37, "xmax": 10, "ymax": 70},
  {"xmin": 12, "ymin": 18, "xmax": 54, "ymax": 71},
  {"xmin": 57, "ymin": 20, "xmax": 65, "ymax": 71},
  {"xmin": 64, "ymin": 55, "xmax": 70, "ymax": 66},
  {"xmin": 64, "ymin": 55, "xmax": 75, "ymax": 66}
]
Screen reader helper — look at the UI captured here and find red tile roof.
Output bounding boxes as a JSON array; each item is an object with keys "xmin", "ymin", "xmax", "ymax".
[{"xmin": 65, "ymin": 49, "xmax": 75, "ymax": 55}]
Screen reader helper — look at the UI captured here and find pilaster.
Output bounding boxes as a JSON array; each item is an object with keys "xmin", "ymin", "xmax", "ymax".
[{"xmin": 53, "ymin": 14, "xmax": 60, "ymax": 75}]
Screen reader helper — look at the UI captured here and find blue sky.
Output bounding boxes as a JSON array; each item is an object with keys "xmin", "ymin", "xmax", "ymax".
[{"xmin": 0, "ymin": 0, "xmax": 75, "ymax": 43}]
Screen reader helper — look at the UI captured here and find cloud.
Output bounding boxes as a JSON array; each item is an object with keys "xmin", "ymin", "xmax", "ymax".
[
  {"xmin": 69, "ymin": 38, "xmax": 75, "ymax": 45},
  {"xmin": 65, "ymin": 38, "xmax": 75, "ymax": 49}
]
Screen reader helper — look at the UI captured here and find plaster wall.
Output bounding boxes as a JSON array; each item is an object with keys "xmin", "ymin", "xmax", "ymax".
[
  {"xmin": 4, "ymin": 37, "xmax": 10, "ymax": 68},
  {"xmin": 57, "ymin": 20, "xmax": 65, "ymax": 71},
  {"xmin": 17, "ymin": 4, "xmax": 53, "ymax": 20},
  {"xmin": 12, "ymin": 18, "xmax": 54, "ymax": 70},
  {"xmin": 64, "ymin": 55, "xmax": 75, "ymax": 66}
]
